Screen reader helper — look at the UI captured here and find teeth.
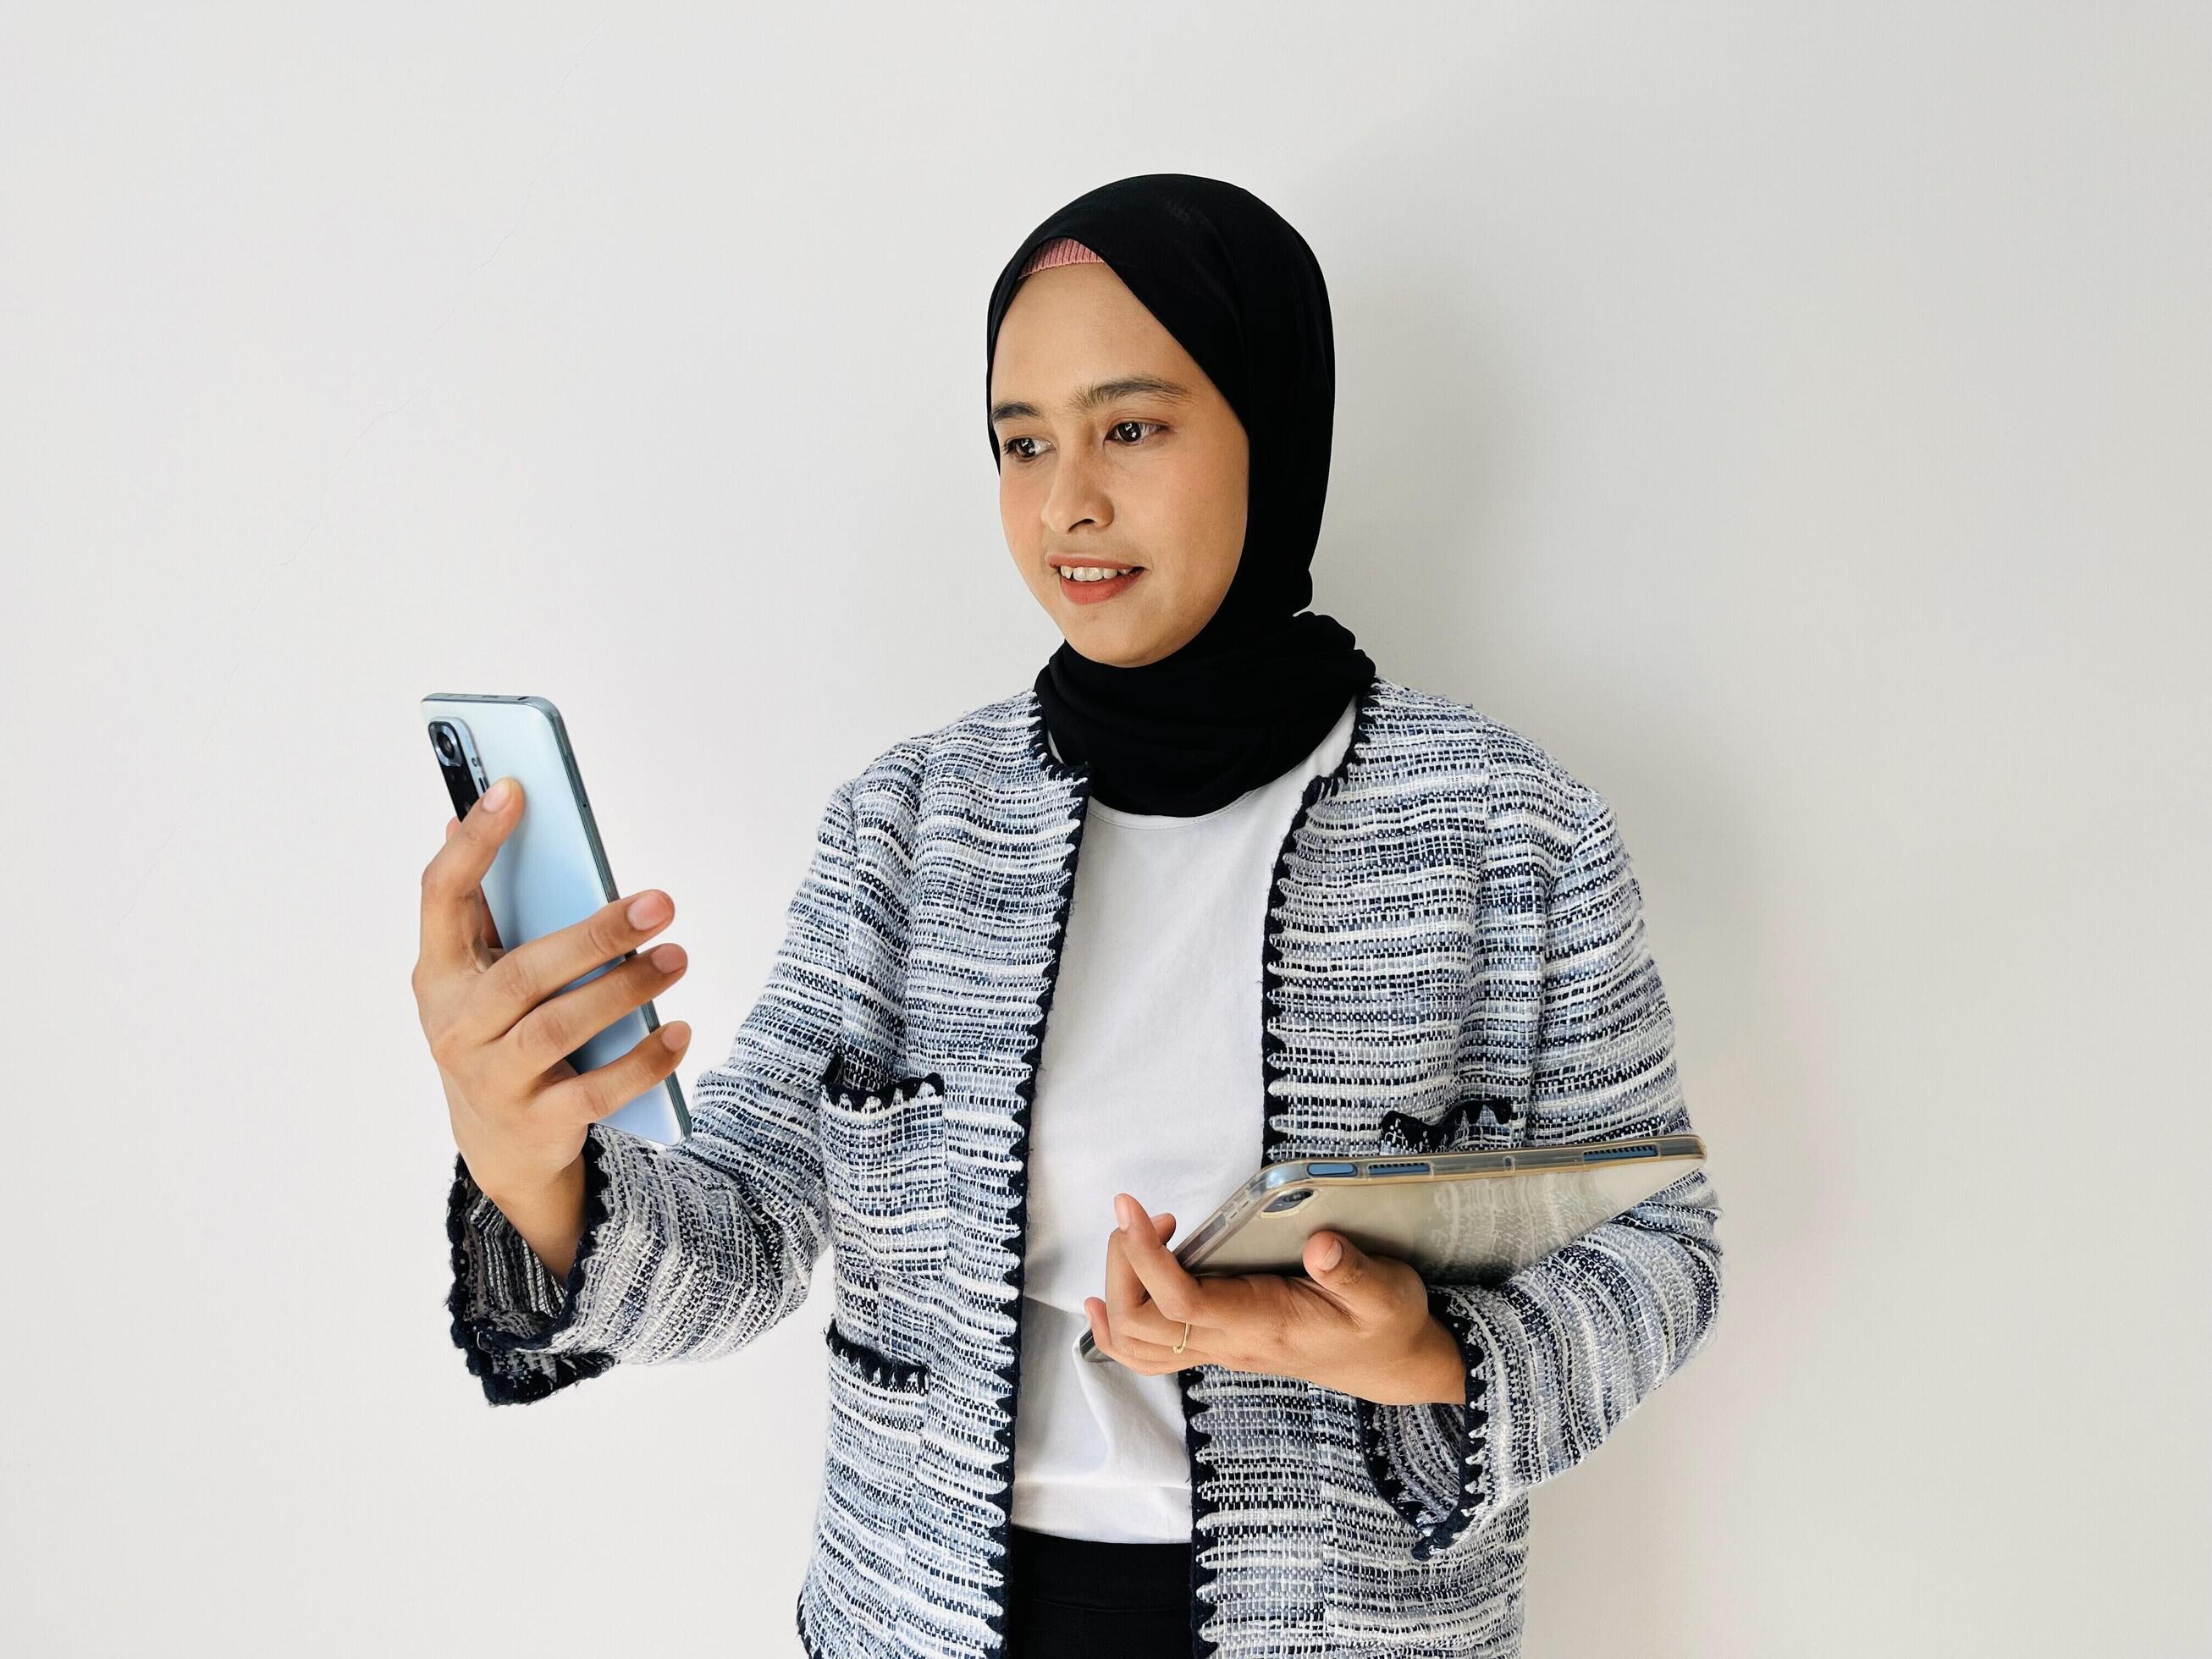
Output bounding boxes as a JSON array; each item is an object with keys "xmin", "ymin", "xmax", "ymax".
[{"xmin": 1061, "ymin": 566, "xmax": 1136, "ymax": 581}]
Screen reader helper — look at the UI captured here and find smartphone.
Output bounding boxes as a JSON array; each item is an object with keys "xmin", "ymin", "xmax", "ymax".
[{"xmin": 420, "ymin": 692, "xmax": 690, "ymax": 1144}]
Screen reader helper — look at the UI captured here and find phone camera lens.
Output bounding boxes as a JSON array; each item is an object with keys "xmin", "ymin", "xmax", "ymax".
[{"xmin": 432, "ymin": 724, "xmax": 460, "ymax": 763}]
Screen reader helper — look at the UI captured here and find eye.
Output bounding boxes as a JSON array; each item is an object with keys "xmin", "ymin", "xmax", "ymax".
[
  {"xmin": 1107, "ymin": 420, "xmax": 1164, "ymax": 446},
  {"xmin": 1000, "ymin": 421, "xmax": 1165, "ymax": 466}
]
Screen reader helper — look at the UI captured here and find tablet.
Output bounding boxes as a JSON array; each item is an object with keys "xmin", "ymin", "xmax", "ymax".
[{"xmin": 1077, "ymin": 1133, "xmax": 1705, "ymax": 1364}]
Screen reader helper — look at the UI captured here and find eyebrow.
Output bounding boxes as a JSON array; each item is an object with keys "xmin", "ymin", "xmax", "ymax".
[{"xmin": 990, "ymin": 376, "xmax": 1193, "ymax": 424}]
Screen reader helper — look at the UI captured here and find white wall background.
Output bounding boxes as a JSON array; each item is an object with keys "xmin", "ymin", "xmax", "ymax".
[{"xmin": 4, "ymin": 3, "xmax": 2205, "ymax": 1654}]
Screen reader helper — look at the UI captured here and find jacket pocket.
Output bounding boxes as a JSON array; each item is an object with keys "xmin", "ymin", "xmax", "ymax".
[
  {"xmin": 1373, "ymin": 1082, "xmax": 1524, "ymax": 1155},
  {"xmin": 818, "ymin": 1055, "xmax": 952, "ymax": 1275},
  {"xmin": 1310, "ymin": 1384, "xmax": 1531, "ymax": 1645},
  {"xmin": 810, "ymin": 1317, "xmax": 932, "ymax": 1641}
]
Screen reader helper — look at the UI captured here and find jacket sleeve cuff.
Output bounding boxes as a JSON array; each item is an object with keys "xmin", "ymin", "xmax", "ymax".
[
  {"xmin": 1351, "ymin": 1281, "xmax": 1498, "ymax": 1559},
  {"xmin": 444, "ymin": 1126, "xmax": 621, "ymax": 1406}
]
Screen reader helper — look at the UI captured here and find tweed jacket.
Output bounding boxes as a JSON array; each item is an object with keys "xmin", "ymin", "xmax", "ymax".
[{"xmin": 444, "ymin": 672, "xmax": 1725, "ymax": 1659}]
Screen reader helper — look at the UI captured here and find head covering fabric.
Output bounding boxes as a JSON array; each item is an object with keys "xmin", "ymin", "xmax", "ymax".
[
  {"xmin": 1018, "ymin": 236, "xmax": 1106, "ymax": 276},
  {"xmin": 985, "ymin": 173, "xmax": 1376, "ymax": 817}
]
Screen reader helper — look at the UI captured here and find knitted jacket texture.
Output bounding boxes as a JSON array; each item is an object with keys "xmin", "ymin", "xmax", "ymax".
[{"xmin": 444, "ymin": 673, "xmax": 1725, "ymax": 1658}]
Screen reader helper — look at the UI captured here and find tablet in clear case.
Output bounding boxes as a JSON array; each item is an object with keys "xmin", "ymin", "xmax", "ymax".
[{"xmin": 1078, "ymin": 1135, "xmax": 1704, "ymax": 1363}]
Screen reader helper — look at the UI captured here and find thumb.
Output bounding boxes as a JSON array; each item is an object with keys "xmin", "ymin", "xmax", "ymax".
[{"xmin": 1306, "ymin": 1229, "xmax": 1361, "ymax": 1281}]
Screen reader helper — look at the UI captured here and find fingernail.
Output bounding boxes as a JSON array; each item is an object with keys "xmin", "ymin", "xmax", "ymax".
[
  {"xmin": 660, "ymin": 1022, "xmax": 689, "ymax": 1051},
  {"xmin": 480, "ymin": 779, "xmax": 512, "ymax": 812},
  {"xmin": 628, "ymin": 891, "xmax": 670, "ymax": 928},
  {"xmin": 1318, "ymin": 1237, "xmax": 1343, "ymax": 1270}
]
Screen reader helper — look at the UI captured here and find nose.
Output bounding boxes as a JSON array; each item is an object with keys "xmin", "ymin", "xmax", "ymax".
[{"xmin": 1042, "ymin": 443, "xmax": 1112, "ymax": 537}]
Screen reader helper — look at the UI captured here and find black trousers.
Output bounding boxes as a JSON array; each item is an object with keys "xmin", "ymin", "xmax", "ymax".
[{"xmin": 1004, "ymin": 1522, "xmax": 1193, "ymax": 1658}]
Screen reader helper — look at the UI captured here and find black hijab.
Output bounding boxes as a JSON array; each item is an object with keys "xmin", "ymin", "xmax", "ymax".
[{"xmin": 985, "ymin": 174, "xmax": 1376, "ymax": 816}]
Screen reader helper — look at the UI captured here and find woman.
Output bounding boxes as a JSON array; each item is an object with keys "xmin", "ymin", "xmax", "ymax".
[{"xmin": 424, "ymin": 174, "xmax": 1723, "ymax": 1659}]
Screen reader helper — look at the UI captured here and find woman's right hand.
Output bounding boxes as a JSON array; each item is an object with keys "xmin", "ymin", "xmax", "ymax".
[{"xmin": 412, "ymin": 775, "xmax": 692, "ymax": 1206}]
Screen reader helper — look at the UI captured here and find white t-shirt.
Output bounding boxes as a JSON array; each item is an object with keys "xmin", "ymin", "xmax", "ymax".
[{"xmin": 1009, "ymin": 694, "xmax": 1360, "ymax": 1543}]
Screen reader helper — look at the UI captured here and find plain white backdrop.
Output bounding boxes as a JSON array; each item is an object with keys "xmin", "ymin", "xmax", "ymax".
[{"xmin": 4, "ymin": 3, "xmax": 2205, "ymax": 1654}]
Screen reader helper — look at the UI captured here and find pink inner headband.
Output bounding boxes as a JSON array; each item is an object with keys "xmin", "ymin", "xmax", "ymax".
[{"xmin": 1019, "ymin": 236, "xmax": 1106, "ymax": 277}]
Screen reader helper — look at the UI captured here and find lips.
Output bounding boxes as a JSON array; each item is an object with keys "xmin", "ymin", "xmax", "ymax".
[{"xmin": 1056, "ymin": 565, "xmax": 1145, "ymax": 605}]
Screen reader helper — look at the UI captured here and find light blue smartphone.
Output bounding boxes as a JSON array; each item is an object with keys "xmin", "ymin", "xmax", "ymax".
[{"xmin": 420, "ymin": 692, "xmax": 690, "ymax": 1145}]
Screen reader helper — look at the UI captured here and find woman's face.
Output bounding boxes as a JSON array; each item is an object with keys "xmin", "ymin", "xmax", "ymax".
[{"xmin": 990, "ymin": 261, "xmax": 1249, "ymax": 667}]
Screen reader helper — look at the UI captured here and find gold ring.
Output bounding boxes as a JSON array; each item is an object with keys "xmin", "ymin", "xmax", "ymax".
[{"xmin": 1172, "ymin": 1321, "xmax": 1191, "ymax": 1353}]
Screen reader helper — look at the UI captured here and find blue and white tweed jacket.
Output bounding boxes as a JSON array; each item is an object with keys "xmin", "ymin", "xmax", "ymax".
[{"xmin": 445, "ymin": 672, "xmax": 1724, "ymax": 1658}]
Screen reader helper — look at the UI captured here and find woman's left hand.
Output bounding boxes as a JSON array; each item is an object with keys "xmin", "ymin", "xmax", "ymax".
[{"xmin": 1083, "ymin": 1192, "xmax": 1460, "ymax": 1406}]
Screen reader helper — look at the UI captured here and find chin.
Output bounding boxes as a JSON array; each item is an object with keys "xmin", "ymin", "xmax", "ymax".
[
  {"xmin": 1055, "ymin": 613, "xmax": 1133, "ymax": 659},
  {"xmin": 1060, "ymin": 620, "xmax": 1180, "ymax": 669}
]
